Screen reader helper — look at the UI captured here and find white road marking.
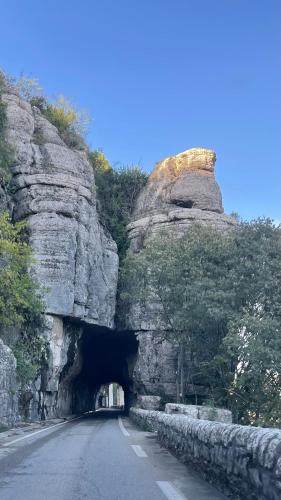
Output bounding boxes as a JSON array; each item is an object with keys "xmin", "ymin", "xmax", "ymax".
[
  {"xmin": 156, "ymin": 481, "xmax": 187, "ymax": 500},
  {"xmin": 118, "ymin": 416, "xmax": 130, "ymax": 436},
  {"xmin": 1, "ymin": 414, "xmax": 84, "ymax": 448},
  {"xmin": 131, "ymin": 444, "xmax": 148, "ymax": 458}
]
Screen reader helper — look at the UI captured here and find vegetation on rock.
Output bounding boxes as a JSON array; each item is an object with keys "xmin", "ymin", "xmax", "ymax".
[
  {"xmin": 0, "ymin": 212, "xmax": 46, "ymax": 384},
  {"xmin": 89, "ymin": 150, "xmax": 148, "ymax": 259},
  {"xmin": 13, "ymin": 330, "xmax": 47, "ymax": 386},
  {"xmin": 119, "ymin": 219, "xmax": 281, "ymax": 427},
  {"xmin": 31, "ymin": 94, "xmax": 90, "ymax": 149},
  {"xmin": 0, "ymin": 212, "xmax": 42, "ymax": 327}
]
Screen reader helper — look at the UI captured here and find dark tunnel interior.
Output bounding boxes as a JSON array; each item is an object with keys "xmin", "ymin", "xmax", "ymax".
[{"xmin": 65, "ymin": 324, "xmax": 138, "ymax": 415}]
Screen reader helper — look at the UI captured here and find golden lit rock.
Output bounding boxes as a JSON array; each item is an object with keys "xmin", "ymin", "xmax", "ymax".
[{"xmin": 150, "ymin": 147, "xmax": 216, "ymax": 181}]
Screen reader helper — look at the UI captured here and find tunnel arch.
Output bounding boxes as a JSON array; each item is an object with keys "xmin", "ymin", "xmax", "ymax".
[
  {"xmin": 96, "ymin": 382, "xmax": 125, "ymax": 410},
  {"xmin": 59, "ymin": 323, "xmax": 138, "ymax": 415}
]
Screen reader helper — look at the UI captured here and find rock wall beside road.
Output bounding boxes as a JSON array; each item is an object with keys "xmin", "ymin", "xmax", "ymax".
[
  {"xmin": 130, "ymin": 407, "xmax": 281, "ymax": 500},
  {"xmin": 0, "ymin": 339, "xmax": 18, "ymax": 426},
  {"xmin": 0, "ymin": 82, "xmax": 119, "ymax": 421},
  {"xmin": 2, "ymin": 85, "xmax": 118, "ymax": 328}
]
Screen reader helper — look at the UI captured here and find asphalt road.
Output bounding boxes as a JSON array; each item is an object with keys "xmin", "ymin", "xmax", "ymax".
[{"xmin": 0, "ymin": 409, "xmax": 227, "ymax": 500}]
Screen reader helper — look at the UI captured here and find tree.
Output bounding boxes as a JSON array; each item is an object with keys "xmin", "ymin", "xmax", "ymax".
[
  {"xmin": 119, "ymin": 224, "xmax": 234, "ymax": 403},
  {"xmin": 214, "ymin": 219, "xmax": 281, "ymax": 425},
  {"xmin": 119, "ymin": 220, "xmax": 281, "ymax": 426},
  {"xmin": 0, "ymin": 212, "xmax": 47, "ymax": 386},
  {"xmin": 0, "ymin": 212, "xmax": 42, "ymax": 328},
  {"xmin": 89, "ymin": 150, "xmax": 148, "ymax": 259}
]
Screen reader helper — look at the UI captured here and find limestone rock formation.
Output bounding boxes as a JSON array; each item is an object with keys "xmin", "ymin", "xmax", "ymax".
[
  {"xmin": 128, "ymin": 148, "xmax": 234, "ymax": 253},
  {"xmin": 126, "ymin": 148, "xmax": 235, "ymax": 401},
  {"xmin": 0, "ymin": 83, "xmax": 119, "ymax": 421},
  {"xmin": 0, "ymin": 339, "xmax": 18, "ymax": 426},
  {"xmin": 0, "ymin": 81, "xmax": 236, "ymax": 422},
  {"xmin": 2, "ymin": 85, "xmax": 118, "ymax": 328}
]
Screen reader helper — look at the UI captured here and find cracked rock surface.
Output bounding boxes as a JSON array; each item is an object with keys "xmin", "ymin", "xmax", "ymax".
[
  {"xmin": 128, "ymin": 147, "xmax": 235, "ymax": 253},
  {"xmin": 126, "ymin": 148, "xmax": 235, "ymax": 401},
  {"xmin": 2, "ymin": 86, "xmax": 118, "ymax": 328}
]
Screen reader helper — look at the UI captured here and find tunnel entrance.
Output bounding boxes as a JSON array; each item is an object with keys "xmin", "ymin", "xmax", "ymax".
[
  {"xmin": 64, "ymin": 324, "xmax": 138, "ymax": 415},
  {"xmin": 96, "ymin": 383, "xmax": 125, "ymax": 409}
]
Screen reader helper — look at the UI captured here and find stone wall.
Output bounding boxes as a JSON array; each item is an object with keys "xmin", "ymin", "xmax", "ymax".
[
  {"xmin": 165, "ymin": 403, "xmax": 232, "ymax": 423},
  {"xmin": 130, "ymin": 408, "xmax": 281, "ymax": 500}
]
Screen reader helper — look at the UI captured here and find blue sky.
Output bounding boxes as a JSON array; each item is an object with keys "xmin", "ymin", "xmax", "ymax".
[{"xmin": 0, "ymin": 0, "xmax": 280, "ymax": 220}]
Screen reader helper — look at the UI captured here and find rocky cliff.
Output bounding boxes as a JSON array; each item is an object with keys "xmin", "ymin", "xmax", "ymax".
[
  {"xmin": 0, "ymin": 339, "xmax": 18, "ymax": 426},
  {"xmin": 0, "ymin": 81, "xmax": 235, "ymax": 423},
  {"xmin": 0, "ymin": 83, "xmax": 119, "ymax": 422},
  {"xmin": 3, "ymin": 85, "xmax": 118, "ymax": 326},
  {"xmin": 126, "ymin": 148, "xmax": 235, "ymax": 402}
]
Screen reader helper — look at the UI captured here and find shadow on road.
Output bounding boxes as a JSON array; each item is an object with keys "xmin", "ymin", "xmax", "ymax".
[{"xmin": 81, "ymin": 408, "xmax": 124, "ymax": 421}]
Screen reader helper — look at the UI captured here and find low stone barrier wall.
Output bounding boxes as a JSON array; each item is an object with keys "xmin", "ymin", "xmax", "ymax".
[
  {"xmin": 165, "ymin": 403, "xmax": 232, "ymax": 423},
  {"xmin": 137, "ymin": 395, "xmax": 161, "ymax": 410},
  {"xmin": 130, "ymin": 407, "xmax": 281, "ymax": 500}
]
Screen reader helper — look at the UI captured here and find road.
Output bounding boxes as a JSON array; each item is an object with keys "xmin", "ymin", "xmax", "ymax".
[{"xmin": 0, "ymin": 409, "xmax": 227, "ymax": 500}]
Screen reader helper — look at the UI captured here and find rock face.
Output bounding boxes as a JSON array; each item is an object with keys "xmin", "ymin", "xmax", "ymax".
[
  {"xmin": 127, "ymin": 148, "xmax": 235, "ymax": 401},
  {"xmin": 2, "ymin": 86, "xmax": 118, "ymax": 327},
  {"xmin": 0, "ymin": 339, "xmax": 18, "ymax": 426},
  {"xmin": 0, "ymin": 84, "xmax": 119, "ymax": 421},
  {"xmin": 128, "ymin": 148, "xmax": 234, "ymax": 253},
  {"xmin": 0, "ymin": 83, "xmax": 235, "ymax": 422}
]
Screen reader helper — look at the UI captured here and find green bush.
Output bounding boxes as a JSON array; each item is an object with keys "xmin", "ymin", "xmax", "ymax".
[
  {"xmin": 0, "ymin": 212, "xmax": 43, "ymax": 328},
  {"xmin": 41, "ymin": 95, "xmax": 89, "ymax": 148},
  {"xmin": 119, "ymin": 219, "xmax": 281, "ymax": 426},
  {"xmin": 13, "ymin": 331, "xmax": 47, "ymax": 386},
  {"xmin": 0, "ymin": 212, "xmax": 46, "ymax": 385},
  {"xmin": 44, "ymin": 100, "xmax": 76, "ymax": 133},
  {"xmin": 89, "ymin": 150, "xmax": 148, "ymax": 259}
]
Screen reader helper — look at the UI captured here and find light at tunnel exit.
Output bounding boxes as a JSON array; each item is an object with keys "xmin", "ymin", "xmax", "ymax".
[{"xmin": 97, "ymin": 383, "xmax": 125, "ymax": 409}]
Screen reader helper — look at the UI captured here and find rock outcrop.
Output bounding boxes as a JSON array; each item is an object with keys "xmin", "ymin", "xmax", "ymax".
[
  {"xmin": 0, "ymin": 339, "xmax": 18, "ymax": 426},
  {"xmin": 2, "ymin": 86, "xmax": 118, "ymax": 327},
  {"xmin": 0, "ymin": 82, "xmax": 235, "ymax": 422},
  {"xmin": 126, "ymin": 148, "xmax": 235, "ymax": 401},
  {"xmin": 128, "ymin": 148, "xmax": 234, "ymax": 253},
  {"xmin": 0, "ymin": 83, "xmax": 119, "ymax": 421}
]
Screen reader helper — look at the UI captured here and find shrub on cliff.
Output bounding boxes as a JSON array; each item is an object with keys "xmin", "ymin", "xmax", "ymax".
[
  {"xmin": 31, "ymin": 94, "xmax": 90, "ymax": 150},
  {"xmin": 119, "ymin": 219, "xmax": 281, "ymax": 427},
  {"xmin": 89, "ymin": 150, "xmax": 148, "ymax": 259},
  {"xmin": 0, "ymin": 212, "xmax": 43, "ymax": 328},
  {"xmin": 0, "ymin": 212, "xmax": 46, "ymax": 385},
  {"xmin": 0, "ymin": 71, "xmax": 88, "ymax": 150}
]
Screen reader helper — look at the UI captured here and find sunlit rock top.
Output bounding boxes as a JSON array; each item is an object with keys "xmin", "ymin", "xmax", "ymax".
[
  {"xmin": 127, "ymin": 147, "xmax": 235, "ymax": 254},
  {"xmin": 150, "ymin": 147, "xmax": 216, "ymax": 181},
  {"xmin": 133, "ymin": 147, "xmax": 223, "ymax": 219}
]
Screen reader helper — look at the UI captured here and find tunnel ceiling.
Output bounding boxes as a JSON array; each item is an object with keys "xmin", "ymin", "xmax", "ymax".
[{"xmin": 74, "ymin": 324, "xmax": 138, "ymax": 392}]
